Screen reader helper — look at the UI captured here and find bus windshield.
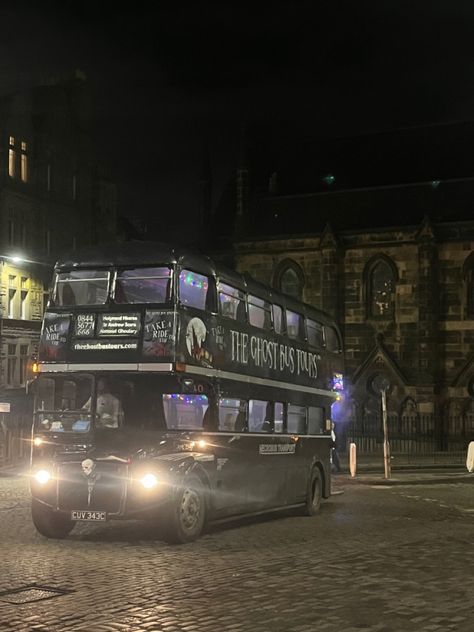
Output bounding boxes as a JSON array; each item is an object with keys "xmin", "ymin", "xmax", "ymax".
[
  {"xmin": 114, "ymin": 267, "xmax": 171, "ymax": 304},
  {"xmin": 55, "ymin": 270, "xmax": 109, "ymax": 306},
  {"xmin": 35, "ymin": 373, "xmax": 93, "ymax": 433}
]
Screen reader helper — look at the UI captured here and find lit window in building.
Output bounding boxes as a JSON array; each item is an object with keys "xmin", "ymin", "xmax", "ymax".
[
  {"xmin": 8, "ymin": 136, "xmax": 15, "ymax": 178},
  {"xmin": 21, "ymin": 289, "xmax": 28, "ymax": 320},
  {"xmin": 280, "ymin": 267, "xmax": 301, "ymax": 299},
  {"xmin": 20, "ymin": 141, "xmax": 28, "ymax": 182},
  {"xmin": 368, "ymin": 260, "xmax": 396, "ymax": 318},
  {"xmin": 8, "ymin": 288, "xmax": 17, "ymax": 319}
]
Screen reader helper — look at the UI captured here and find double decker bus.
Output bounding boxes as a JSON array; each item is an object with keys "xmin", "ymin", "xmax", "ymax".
[{"xmin": 30, "ymin": 242, "xmax": 344, "ymax": 543}]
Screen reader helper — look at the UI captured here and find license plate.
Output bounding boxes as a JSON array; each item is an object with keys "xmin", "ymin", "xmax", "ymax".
[{"xmin": 71, "ymin": 510, "xmax": 107, "ymax": 521}]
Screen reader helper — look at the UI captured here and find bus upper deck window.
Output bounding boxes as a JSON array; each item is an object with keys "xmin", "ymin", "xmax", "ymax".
[
  {"xmin": 307, "ymin": 319, "xmax": 324, "ymax": 349},
  {"xmin": 55, "ymin": 270, "xmax": 109, "ymax": 306},
  {"xmin": 218, "ymin": 283, "xmax": 246, "ymax": 321},
  {"xmin": 324, "ymin": 326, "xmax": 341, "ymax": 352},
  {"xmin": 115, "ymin": 267, "xmax": 171, "ymax": 304},
  {"xmin": 272, "ymin": 304, "xmax": 284, "ymax": 334},
  {"xmin": 179, "ymin": 270, "xmax": 210, "ymax": 311},
  {"xmin": 286, "ymin": 309, "xmax": 304, "ymax": 341},
  {"xmin": 248, "ymin": 295, "xmax": 271, "ymax": 330}
]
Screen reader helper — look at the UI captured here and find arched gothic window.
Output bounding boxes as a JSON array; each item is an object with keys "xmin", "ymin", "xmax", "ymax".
[
  {"xmin": 274, "ymin": 259, "xmax": 304, "ymax": 300},
  {"xmin": 364, "ymin": 256, "xmax": 398, "ymax": 319}
]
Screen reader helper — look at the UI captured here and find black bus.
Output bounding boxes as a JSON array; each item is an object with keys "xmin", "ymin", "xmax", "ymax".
[{"xmin": 30, "ymin": 242, "xmax": 344, "ymax": 543}]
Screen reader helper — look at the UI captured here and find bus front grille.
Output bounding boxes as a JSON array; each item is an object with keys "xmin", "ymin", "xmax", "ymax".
[{"xmin": 57, "ymin": 462, "xmax": 127, "ymax": 514}]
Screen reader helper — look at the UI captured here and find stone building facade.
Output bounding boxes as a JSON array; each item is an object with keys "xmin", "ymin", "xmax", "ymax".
[{"xmin": 0, "ymin": 72, "xmax": 117, "ymax": 416}]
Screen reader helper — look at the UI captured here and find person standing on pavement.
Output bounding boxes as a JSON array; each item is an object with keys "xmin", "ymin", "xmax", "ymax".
[{"xmin": 331, "ymin": 421, "xmax": 341, "ymax": 473}]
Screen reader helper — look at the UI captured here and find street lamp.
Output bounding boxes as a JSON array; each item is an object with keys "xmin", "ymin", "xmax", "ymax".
[{"xmin": 0, "ymin": 253, "xmax": 52, "ymax": 267}]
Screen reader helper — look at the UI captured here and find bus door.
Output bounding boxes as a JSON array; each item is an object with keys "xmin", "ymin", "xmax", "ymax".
[
  {"xmin": 247, "ymin": 400, "xmax": 287, "ymax": 509},
  {"xmin": 211, "ymin": 398, "xmax": 252, "ymax": 516},
  {"xmin": 284, "ymin": 405, "xmax": 310, "ymax": 503}
]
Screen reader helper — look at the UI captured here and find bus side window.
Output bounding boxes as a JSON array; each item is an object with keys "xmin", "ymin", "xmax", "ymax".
[
  {"xmin": 324, "ymin": 325, "xmax": 341, "ymax": 352},
  {"xmin": 179, "ymin": 269, "xmax": 210, "ymax": 311},
  {"xmin": 218, "ymin": 283, "xmax": 246, "ymax": 321},
  {"xmin": 248, "ymin": 295, "xmax": 271, "ymax": 330},
  {"xmin": 286, "ymin": 310, "xmax": 304, "ymax": 341},
  {"xmin": 307, "ymin": 319, "xmax": 324, "ymax": 349},
  {"xmin": 308, "ymin": 407, "xmax": 324, "ymax": 434},
  {"xmin": 287, "ymin": 404, "xmax": 307, "ymax": 434},
  {"xmin": 274, "ymin": 402, "xmax": 284, "ymax": 433},
  {"xmin": 272, "ymin": 304, "xmax": 284, "ymax": 335},
  {"xmin": 248, "ymin": 399, "xmax": 271, "ymax": 432},
  {"xmin": 218, "ymin": 398, "xmax": 247, "ymax": 432}
]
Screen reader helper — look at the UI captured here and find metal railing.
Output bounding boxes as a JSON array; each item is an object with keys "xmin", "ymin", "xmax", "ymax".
[{"xmin": 338, "ymin": 414, "xmax": 473, "ymax": 465}]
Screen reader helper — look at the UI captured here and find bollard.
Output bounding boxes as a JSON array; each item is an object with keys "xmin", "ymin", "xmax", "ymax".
[
  {"xmin": 467, "ymin": 441, "xmax": 474, "ymax": 473},
  {"xmin": 349, "ymin": 442, "xmax": 357, "ymax": 477}
]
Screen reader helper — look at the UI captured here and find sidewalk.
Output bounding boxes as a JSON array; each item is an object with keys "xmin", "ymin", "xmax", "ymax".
[{"xmin": 333, "ymin": 468, "xmax": 474, "ymax": 486}]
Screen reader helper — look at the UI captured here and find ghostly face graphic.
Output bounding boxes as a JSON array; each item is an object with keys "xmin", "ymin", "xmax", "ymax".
[{"xmin": 81, "ymin": 458, "xmax": 96, "ymax": 477}]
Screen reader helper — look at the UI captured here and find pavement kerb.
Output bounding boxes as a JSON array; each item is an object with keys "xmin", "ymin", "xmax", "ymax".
[{"xmin": 334, "ymin": 471, "xmax": 474, "ymax": 486}]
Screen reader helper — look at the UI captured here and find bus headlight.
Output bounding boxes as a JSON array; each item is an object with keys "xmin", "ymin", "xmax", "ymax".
[
  {"xmin": 34, "ymin": 469, "xmax": 52, "ymax": 485},
  {"xmin": 140, "ymin": 473, "xmax": 159, "ymax": 489},
  {"xmin": 33, "ymin": 437, "xmax": 44, "ymax": 447}
]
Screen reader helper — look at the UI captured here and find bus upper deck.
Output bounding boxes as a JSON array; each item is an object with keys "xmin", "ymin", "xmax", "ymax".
[{"xmin": 38, "ymin": 241, "xmax": 343, "ymax": 396}]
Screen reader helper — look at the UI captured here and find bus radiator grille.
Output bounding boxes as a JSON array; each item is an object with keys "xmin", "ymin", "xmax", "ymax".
[{"xmin": 57, "ymin": 463, "xmax": 126, "ymax": 514}]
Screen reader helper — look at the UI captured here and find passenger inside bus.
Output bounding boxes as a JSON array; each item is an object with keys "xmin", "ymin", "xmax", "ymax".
[{"xmin": 83, "ymin": 378, "xmax": 124, "ymax": 428}]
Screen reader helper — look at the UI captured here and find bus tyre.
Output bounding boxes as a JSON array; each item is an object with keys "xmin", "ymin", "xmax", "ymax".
[
  {"xmin": 31, "ymin": 500, "xmax": 75, "ymax": 539},
  {"xmin": 164, "ymin": 474, "xmax": 206, "ymax": 544},
  {"xmin": 304, "ymin": 468, "xmax": 322, "ymax": 516}
]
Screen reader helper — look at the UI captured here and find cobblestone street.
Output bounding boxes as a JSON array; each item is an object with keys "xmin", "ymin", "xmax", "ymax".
[{"xmin": 1, "ymin": 474, "xmax": 473, "ymax": 632}]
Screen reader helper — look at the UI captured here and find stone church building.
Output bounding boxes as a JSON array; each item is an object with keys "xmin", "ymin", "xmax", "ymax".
[{"xmin": 213, "ymin": 126, "xmax": 474, "ymax": 453}]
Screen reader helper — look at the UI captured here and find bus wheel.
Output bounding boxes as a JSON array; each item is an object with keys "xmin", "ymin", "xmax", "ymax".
[
  {"xmin": 31, "ymin": 500, "xmax": 75, "ymax": 539},
  {"xmin": 304, "ymin": 468, "xmax": 322, "ymax": 516},
  {"xmin": 164, "ymin": 475, "xmax": 206, "ymax": 544}
]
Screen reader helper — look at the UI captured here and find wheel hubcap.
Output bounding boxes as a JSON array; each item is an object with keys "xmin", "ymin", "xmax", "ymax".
[{"xmin": 180, "ymin": 488, "xmax": 201, "ymax": 532}]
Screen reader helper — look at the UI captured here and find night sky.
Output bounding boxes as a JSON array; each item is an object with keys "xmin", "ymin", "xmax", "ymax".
[{"xmin": 2, "ymin": 2, "xmax": 474, "ymax": 238}]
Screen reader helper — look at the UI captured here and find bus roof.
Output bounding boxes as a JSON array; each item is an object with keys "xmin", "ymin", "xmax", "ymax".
[{"xmin": 56, "ymin": 241, "xmax": 338, "ymax": 327}]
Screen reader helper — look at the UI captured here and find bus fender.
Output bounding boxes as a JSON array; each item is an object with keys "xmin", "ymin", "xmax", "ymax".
[
  {"xmin": 176, "ymin": 461, "xmax": 212, "ymax": 514},
  {"xmin": 310, "ymin": 461, "xmax": 329, "ymax": 499}
]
